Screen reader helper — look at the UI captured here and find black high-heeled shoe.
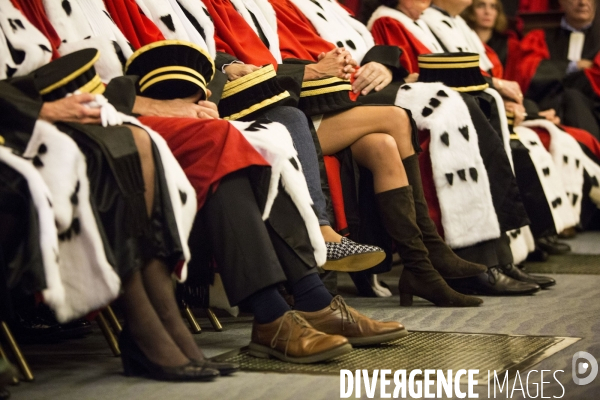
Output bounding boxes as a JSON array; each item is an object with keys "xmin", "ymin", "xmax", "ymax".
[
  {"xmin": 192, "ymin": 359, "xmax": 239, "ymax": 376},
  {"xmin": 119, "ymin": 327, "xmax": 219, "ymax": 381}
]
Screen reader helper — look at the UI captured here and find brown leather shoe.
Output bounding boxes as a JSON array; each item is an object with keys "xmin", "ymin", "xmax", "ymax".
[
  {"xmin": 249, "ymin": 311, "xmax": 352, "ymax": 364},
  {"xmin": 298, "ymin": 296, "xmax": 408, "ymax": 346}
]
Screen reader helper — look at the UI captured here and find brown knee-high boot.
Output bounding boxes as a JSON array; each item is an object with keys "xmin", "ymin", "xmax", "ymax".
[
  {"xmin": 376, "ymin": 187, "xmax": 482, "ymax": 307},
  {"xmin": 402, "ymin": 154, "xmax": 487, "ymax": 278}
]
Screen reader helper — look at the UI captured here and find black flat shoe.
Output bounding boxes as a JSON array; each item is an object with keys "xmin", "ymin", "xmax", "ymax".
[
  {"xmin": 500, "ymin": 263, "xmax": 556, "ymax": 289},
  {"xmin": 449, "ymin": 267, "xmax": 541, "ymax": 296},
  {"xmin": 526, "ymin": 247, "xmax": 549, "ymax": 262},
  {"xmin": 119, "ymin": 327, "xmax": 219, "ymax": 382},
  {"xmin": 193, "ymin": 359, "xmax": 239, "ymax": 376},
  {"xmin": 537, "ymin": 236, "xmax": 571, "ymax": 255}
]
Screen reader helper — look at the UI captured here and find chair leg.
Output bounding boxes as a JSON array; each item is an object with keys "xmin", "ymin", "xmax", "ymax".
[
  {"xmin": 205, "ymin": 308, "xmax": 223, "ymax": 332},
  {"xmin": 0, "ymin": 342, "xmax": 19, "ymax": 385},
  {"xmin": 0, "ymin": 321, "xmax": 33, "ymax": 382},
  {"xmin": 95, "ymin": 313, "xmax": 120, "ymax": 357},
  {"xmin": 102, "ymin": 306, "xmax": 122, "ymax": 335},
  {"xmin": 183, "ymin": 305, "xmax": 201, "ymax": 334}
]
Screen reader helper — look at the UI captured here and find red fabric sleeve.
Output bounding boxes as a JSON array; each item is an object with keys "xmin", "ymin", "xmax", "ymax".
[
  {"xmin": 515, "ymin": 29, "xmax": 549, "ymax": 94},
  {"xmin": 503, "ymin": 34, "xmax": 523, "ymax": 83},
  {"xmin": 268, "ymin": 0, "xmax": 334, "ymax": 61},
  {"xmin": 103, "ymin": 0, "xmax": 165, "ymax": 49},
  {"xmin": 584, "ymin": 51, "xmax": 600, "ymax": 98},
  {"xmin": 485, "ymin": 43, "xmax": 504, "ymax": 78},
  {"xmin": 203, "ymin": 0, "xmax": 279, "ymax": 66},
  {"xmin": 11, "ymin": 0, "xmax": 61, "ymax": 59},
  {"xmin": 369, "ymin": 17, "xmax": 431, "ymax": 74},
  {"xmin": 518, "ymin": 0, "xmax": 550, "ymax": 12}
]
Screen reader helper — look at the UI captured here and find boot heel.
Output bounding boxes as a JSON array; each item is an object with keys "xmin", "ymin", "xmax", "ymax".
[{"xmin": 399, "ymin": 292, "xmax": 413, "ymax": 306}]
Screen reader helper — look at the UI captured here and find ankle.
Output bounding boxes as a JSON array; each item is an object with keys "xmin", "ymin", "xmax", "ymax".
[{"xmin": 320, "ymin": 225, "xmax": 342, "ymax": 243}]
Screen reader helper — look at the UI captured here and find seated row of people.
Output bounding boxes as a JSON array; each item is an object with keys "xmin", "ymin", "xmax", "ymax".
[{"xmin": 1, "ymin": 0, "xmax": 598, "ymax": 386}]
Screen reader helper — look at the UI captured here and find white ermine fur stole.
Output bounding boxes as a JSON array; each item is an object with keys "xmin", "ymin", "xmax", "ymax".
[{"xmin": 394, "ymin": 82, "xmax": 500, "ymax": 248}]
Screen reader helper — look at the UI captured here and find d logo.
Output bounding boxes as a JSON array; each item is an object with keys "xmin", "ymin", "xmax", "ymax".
[{"xmin": 572, "ymin": 351, "xmax": 598, "ymax": 385}]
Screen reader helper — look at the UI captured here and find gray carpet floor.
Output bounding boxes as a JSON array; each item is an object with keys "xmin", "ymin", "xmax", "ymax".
[{"xmin": 7, "ymin": 232, "xmax": 600, "ymax": 400}]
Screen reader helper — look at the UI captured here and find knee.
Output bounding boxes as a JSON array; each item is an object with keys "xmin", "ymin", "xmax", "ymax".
[{"xmin": 369, "ymin": 134, "xmax": 400, "ymax": 161}]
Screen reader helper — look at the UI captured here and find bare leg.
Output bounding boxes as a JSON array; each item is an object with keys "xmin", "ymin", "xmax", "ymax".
[
  {"xmin": 121, "ymin": 270, "xmax": 190, "ymax": 366},
  {"xmin": 320, "ymin": 225, "xmax": 343, "ymax": 242},
  {"xmin": 317, "ymin": 106, "xmax": 415, "ymax": 159},
  {"xmin": 350, "ymin": 134, "xmax": 408, "ymax": 192}
]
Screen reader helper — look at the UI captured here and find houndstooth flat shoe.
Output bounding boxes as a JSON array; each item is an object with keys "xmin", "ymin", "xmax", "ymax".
[{"xmin": 322, "ymin": 238, "xmax": 386, "ymax": 272}]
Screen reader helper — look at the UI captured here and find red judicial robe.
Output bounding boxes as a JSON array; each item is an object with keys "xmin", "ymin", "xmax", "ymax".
[
  {"xmin": 20, "ymin": 0, "xmax": 270, "ymax": 209},
  {"xmin": 369, "ymin": 17, "xmax": 433, "ymax": 73},
  {"xmin": 517, "ymin": 26, "xmax": 600, "ymax": 98},
  {"xmin": 268, "ymin": 0, "xmax": 335, "ymax": 61}
]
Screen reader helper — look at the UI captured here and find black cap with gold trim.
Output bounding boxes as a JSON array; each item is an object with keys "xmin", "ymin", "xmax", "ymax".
[
  {"xmin": 125, "ymin": 40, "xmax": 215, "ymax": 101},
  {"xmin": 34, "ymin": 48, "xmax": 104, "ymax": 101},
  {"xmin": 298, "ymin": 77, "xmax": 357, "ymax": 116},
  {"xmin": 418, "ymin": 52, "xmax": 489, "ymax": 93},
  {"xmin": 505, "ymin": 110, "xmax": 519, "ymax": 138},
  {"xmin": 219, "ymin": 64, "xmax": 291, "ymax": 121}
]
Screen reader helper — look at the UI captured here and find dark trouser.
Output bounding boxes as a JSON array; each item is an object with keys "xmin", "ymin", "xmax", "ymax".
[
  {"xmin": 201, "ymin": 169, "xmax": 317, "ymax": 306},
  {"xmin": 540, "ymin": 87, "xmax": 600, "ymax": 140}
]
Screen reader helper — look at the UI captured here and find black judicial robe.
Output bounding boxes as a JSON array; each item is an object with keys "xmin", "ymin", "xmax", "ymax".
[{"xmin": 518, "ymin": 25, "xmax": 600, "ymax": 138}]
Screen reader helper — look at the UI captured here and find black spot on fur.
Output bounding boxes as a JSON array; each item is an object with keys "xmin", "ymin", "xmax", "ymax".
[
  {"xmin": 336, "ymin": 41, "xmax": 344, "ymax": 48},
  {"xmin": 160, "ymin": 15, "xmax": 176, "ymax": 32},
  {"xmin": 445, "ymin": 173, "xmax": 454, "ymax": 186},
  {"xmin": 8, "ymin": 19, "xmax": 17, "ymax": 32},
  {"xmin": 14, "ymin": 19, "xmax": 24, "ymax": 29},
  {"xmin": 310, "ymin": 0, "xmax": 324, "ymax": 9},
  {"xmin": 422, "ymin": 107, "xmax": 433, "ymax": 117},
  {"xmin": 572, "ymin": 194, "xmax": 579, "ymax": 205},
  {"xmin": 345, "ymin": 40, "xmax": 356, "ymax": 50},
  {"xmin": 33, "ymin": 156, "xmax": 44, "ymax": 168},
  {"xmin": 529, "ymin": 141, "xmax": 538, "ymax": 146},
  {"xmin": 38, "ymin": 143, "xmax": 47, "ymax": 154},
  {"xmin": 563, "ymin": 155, "xmax": 568, "ymax": 164},
  {"xmin": 203, "ymin": 7, "xmax": 214, "ymax": 23},
  {"xmin": 551, "ymin": 197, "xmax": 562, "ymax": 208},
  {"xmin": 75, "ymin": 180, "xmax": 80, "ymax": 193},
  {"xmin": 317, "ymin": 12, "xmax": 327, "ymax": 21},
  {"xmin": 72, "ymin": 218, "xmax": 81, "ymax": 234},
  {"xmin": 442, "ymin": 21, "xmax": 452, "ymax": 28},
  {"xmin": 459, "ymin": 126, "xmax": 469, "ymax": 141},
  {"xmin": 62, "ymin": 0, "xmax": 72, "ymax": 16},
  {"xmin": 457, "ymin": 169, "xmax": 466, "ymax": 181},
  {"xmin": 179, "ymin": 190, "xmax": 187, "ymax": 205},
  {"xmin": 102, "ymin": 10, "xmax": 116, "ymax": 24},
  {"xmin": 290, "ymin": 158, "xmax": 299, "ymax": 170},
  {"xmin": 440, "ymin": 132, "xmax": 449, "ymax": 146},
  {"xmin": 39, "ymin": 44, "xmax": 52, "ymax": 53},
  {"xmin": 437, "ymin": 90, "xmax": 448, "ymax": 97},
  {"xmin": 6, "ymin": 39, "xmax": 25, "ymax": 65},
  {"xmin": 469, "ymin": 167, "xmax": 478, "ymax": 182},
  {"xmin": 542, "ymin": 167, "xmax": 550, "ymax": 176},
  {"xmin": 179, "ymin": 4, "xmax": 207, "ymax": 41},
  {"xmin": 429, "ymin": 98, "xmax": 441, "ymax": 108},
  {"xmin": 48, "ymin": 198, "xmax": 53, "ymax": 208},
  {"xmin": 70, "ymin": 192, "xmax": 78, "ymax": 206},
  {"xmin": 401, "ymin": 85, "xmax": 411, "ymax": 90},
  {"xmin": 6, "ymin": 65, "xmax": 17, "ymax": 78},
  {"xmin": 246, "ymin": 119, "xmax": 272, "ymax": 132},
  {"xmin": 576, "ymin": 159, "xmax": 580, "ymax": 168}
]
